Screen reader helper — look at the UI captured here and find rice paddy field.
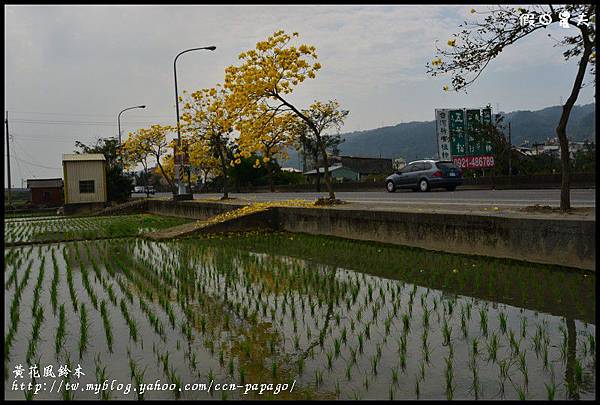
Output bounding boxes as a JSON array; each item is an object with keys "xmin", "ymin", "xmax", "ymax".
[
  {"xmin": 3, "ymin": 215, "xmax": 596, "ymax": 400},
  {"xmin": 4, "ymin": 214, "xmax": 192, "ymax": 244}
]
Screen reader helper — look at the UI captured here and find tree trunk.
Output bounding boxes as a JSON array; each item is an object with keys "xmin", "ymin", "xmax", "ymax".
[
  {"xmin": 267, "ymin": 161, "xmax": 275, "ymax": 192},
  {"xmin": 216, "ymin": 144, "xmax": 229, "ymax": 199},
  {"xmin": 318, "ymin": 140, "xmax": 336, "ymax": 200},
  {"xmin": 313, "ymin": 149, "xmax": 321, "ymax": 192},
  {"xmin": 556, "ymin": 28, "xmax": 592, "ymax": 211},
  {"xmin": 155, "ymin": 158, "xmax": 174, "ymax": 190},
  {"xmin": 143, "ymin": 161, "xmax": 150, "ymax": 199}
]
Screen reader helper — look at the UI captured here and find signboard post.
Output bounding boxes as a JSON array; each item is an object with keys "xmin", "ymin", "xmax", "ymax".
[{"xmin": 435, "ymin": 107, "xmax": 495, "ymax": 169}]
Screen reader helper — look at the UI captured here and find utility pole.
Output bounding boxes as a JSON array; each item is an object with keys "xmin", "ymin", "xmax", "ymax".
[
  {"xmin": 5, "ymin": 111, "xmax": 12, "ymax": 207},
  {"xmin": 508, "ymin": 122, "xmax": 512, "ymax": 176}
]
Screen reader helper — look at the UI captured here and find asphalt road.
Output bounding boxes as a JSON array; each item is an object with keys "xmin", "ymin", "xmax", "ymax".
[{"xmin": 138, "ymin": 188, "xmax": 596, "ymax": 208}]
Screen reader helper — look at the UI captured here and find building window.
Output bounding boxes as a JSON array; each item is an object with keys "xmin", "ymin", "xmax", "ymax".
[{"xmin": 79, "ymin": 180, "xmax": 95, "ymax": 194}]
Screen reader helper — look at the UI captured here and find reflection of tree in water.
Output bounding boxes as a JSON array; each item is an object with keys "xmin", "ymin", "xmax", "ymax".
[
  {"xmin": 121, "ymin": 239, "xmax": 335, "ymax": 399},
  {"xmin": 104, "ymin": 237, "xmax": 595, "ymax": 400},
  {"xmin": 184, "ymin": 242, "xmax": 348, "ymax": 399}
]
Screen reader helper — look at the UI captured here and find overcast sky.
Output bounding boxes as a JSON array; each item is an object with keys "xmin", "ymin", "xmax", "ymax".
[{"xmin": 4, "ymin": 4, "xmax": 595, "ymax": 184}]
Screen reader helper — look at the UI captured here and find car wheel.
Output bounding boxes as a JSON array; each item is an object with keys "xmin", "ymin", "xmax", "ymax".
[
  {"xmin": 418, "ymin": 178, "xmax": 430, "ymax": 192},
  {"xmin": 446, "ymin": 186, "xmax": 456, "ymax": 191},
  {"xmin": 386, "ymin": 181, "xmax": 396, "ymax": 193}
]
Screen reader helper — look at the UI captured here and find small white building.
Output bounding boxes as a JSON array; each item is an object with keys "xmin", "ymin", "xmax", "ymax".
[{"xmin": 62, "ymin": 153, "xmax": 107, "ymax": 213}]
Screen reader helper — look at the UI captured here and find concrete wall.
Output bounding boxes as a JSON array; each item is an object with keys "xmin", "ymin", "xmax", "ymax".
[
  {"xmin": 146, "ymin": 200, "xmax": 245, "ymax": 220},
  {"xmin": 274, "ymin": 207, "xmax": 595, "ymax": 271},
  {"xmin": 64, "ymin": 202, "xmax": 106, "ymax": 216},
  {"xmin": 124, "ymin": 200, "xmax": 595, "ymax": 271}
]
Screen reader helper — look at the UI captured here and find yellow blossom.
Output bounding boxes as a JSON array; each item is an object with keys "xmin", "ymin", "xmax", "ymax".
[{"xmin": 447, "ymin": 39, "xmax": 456, "ymax": 47}]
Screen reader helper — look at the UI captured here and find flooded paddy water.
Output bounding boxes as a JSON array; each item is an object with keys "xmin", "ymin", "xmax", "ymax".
[{"xmin": 3, "ymin": 215, "xmax": 596, "ymax": 400}]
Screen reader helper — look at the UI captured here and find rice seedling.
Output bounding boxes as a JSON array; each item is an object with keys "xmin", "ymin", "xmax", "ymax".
[
  {"xmin": 414, "ymin": 376, "xmax": 420, "ymax": 399},
  {"xmin": 509, "ymin": 329, "xmax": 520, "ymax": 356},
  {"xmin": 520, "ymin": 316, "xmax": 528, "ymax": 339},
  {"xmin": 472, "ymin": 337, "xmax": 479, "ymax": 358},
  {"xmin": 574, "ymin": 358, "xmax": 583, "ymax": 386},
  {"xmin": 78, "ymin": 303, "xmax": 89, "ymax": 358},
  {"xmin": 55, "ymin": 304, "xmax": 67, "ymax": 356},
  {"xmin": 399, "ymin": 351, "xmax": 407, "ymax": 371},
  {"xmin": 442, "ymin": 318, "xmax": 452, "ymax": 346},
  {"xmin": 65, "ymin": 260, "xmax": 78, "ymax": 312},
  {"xmin": 314, "ymin": 369, "xmax": 323, "ymax": 387},
  {"xmin": 26, "ymin": 307, "xmax": 44, "ymax": 364},
  {"xmin": 479, "ymin": 308, "xmax": 488, "ymax": 336},
  {"xmin": 487, "ymin": 333, "xmax": 499, "ymax": 363},
  {"xmin": 588, "ymin": 333, "xmax": 595, "ymax": 353},
  {"xmin": 119, "ymin": 299, "xmax": 138, "ymax": 342},
  {"xmin": 445, "ymin": 356, "xmax": 454, "ymax": 400},
  {"xmin": 545, "ymin": 381, "xmax": 557, "ymax": 400},
  {"xmin": 94, "ymin": 354, "xmax": 110, "ymax": 400},
  {"xmin": 517, "ymin": 384, "xmax": 527, "ymax": 400},
  {"xmin": 402, "ymin": 313, "xmax": 410, "ymax": 334},
  {"xmin": 391, "ymin": 366, "xmax": 399, "ymax": 384},
  {"xmin": 489, "ymin": 307, "xmax": 505, "ymax": 332},
  {"xmin": 100, "ymin": 300, "xmax": 113, "ymax": 353}
]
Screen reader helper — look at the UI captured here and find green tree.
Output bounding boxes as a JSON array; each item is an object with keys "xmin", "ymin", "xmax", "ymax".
[
  {"xmin": 427, "ymin": 4, "xmax": 595, "ymax": 210},
  {"xmin": 74, "ymin": 137, "xmax": 132, "ymax": 203}
]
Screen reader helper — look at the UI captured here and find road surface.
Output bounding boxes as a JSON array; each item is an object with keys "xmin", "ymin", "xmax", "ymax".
[{"xmin": 136, "ymin": 188, "xmax": 595, "ymax": 208}]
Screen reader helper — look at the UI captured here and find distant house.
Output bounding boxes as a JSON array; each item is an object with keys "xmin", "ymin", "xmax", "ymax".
[
  {"xmin": 303, "ymin": 165, "xmax": 360, "ymax": 183},
  {"xmin": 27, "ymin": 178, "xmax": 64, "ymax": 207},
  {"xmin": 328, "ymin": 156, "xmax": 393, "ymax": 181},
  {"xmin": 281, "ymin": 167, "xmax": 302, "ymax": 173},
  {"xmin": 62, "ymin": 154, "xmax": 107, "ymax": 214}
]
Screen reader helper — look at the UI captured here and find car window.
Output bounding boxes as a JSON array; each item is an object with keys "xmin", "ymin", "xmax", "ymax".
[
  {"xmin": 400, "ymin": 164, "xmax": 415, "ymax": 173},
  {"xmin": 436, "ymin": 161, "xmax": 458, "ymax": 170},
  {"xmin": 421, "ymin": 162, "xmax": 432, "ymax": 170}
]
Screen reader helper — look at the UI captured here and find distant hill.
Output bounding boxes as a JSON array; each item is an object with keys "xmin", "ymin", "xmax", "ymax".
[{"xmin": 283, "ymin": 103, "xmax": 595, "ymax": 168}]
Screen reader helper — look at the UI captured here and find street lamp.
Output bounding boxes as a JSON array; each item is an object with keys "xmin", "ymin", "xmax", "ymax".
[
  {"xmin": 173, "ymin": 46, "xmax": 216, "ymax": 198},
  {"xmin": 118, "ymin": 105, "xmax": 146, "ymax": 147}
]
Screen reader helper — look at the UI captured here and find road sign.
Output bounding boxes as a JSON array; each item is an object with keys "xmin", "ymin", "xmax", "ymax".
[{"xmin": 436, "ymin": 107, "xmax": 495, "ymax": 169}]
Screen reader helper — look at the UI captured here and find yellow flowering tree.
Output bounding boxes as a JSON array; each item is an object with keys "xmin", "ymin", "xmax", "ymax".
[
  {"xmin": 224, "ymin": 30, "xmax": 349, "ymax": 201},
  {"xmin": 237, "ymin": 106, "xmax": 297, "ymax": 191},
  {"xmin": 187, "ymin": 137, "xmax": 221, "ymax": 188},
  {"xmin": 126, "ymin": 124, "xmax": 175, "ymax": 191},
  {"xmin": 180, "ymin": 86, "xmax": 236, "ymax": 199},
  {"xmin": 120, "ymin": 134, "xmax": 153, "ymax": 196}
]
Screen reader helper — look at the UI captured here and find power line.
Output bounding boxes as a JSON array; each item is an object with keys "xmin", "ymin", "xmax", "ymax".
[
  {"xmin": 12, "ymin": 155, "xmax": 62, "ymax": 170},
  {"xmin": 11, "ymin": 118, "xmax": 171, "ymax": 127},
  {"xmin": 9, "ymin": 110, "xmax": 173, "ymax": 119}
]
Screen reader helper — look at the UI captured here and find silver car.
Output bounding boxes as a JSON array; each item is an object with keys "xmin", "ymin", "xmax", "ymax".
[{"xmin": 385, "ymin": 160, "xmax": 463, "ymax": 192}]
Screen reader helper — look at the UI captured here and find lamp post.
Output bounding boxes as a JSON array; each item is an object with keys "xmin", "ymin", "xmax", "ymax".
[
  {"xmin": 173, "ymin": 46, "xmax": 216, "ymax": 197},
  {"xmin": 118, "ymin": 105, "xmax": 146, "ymax": 147}
]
